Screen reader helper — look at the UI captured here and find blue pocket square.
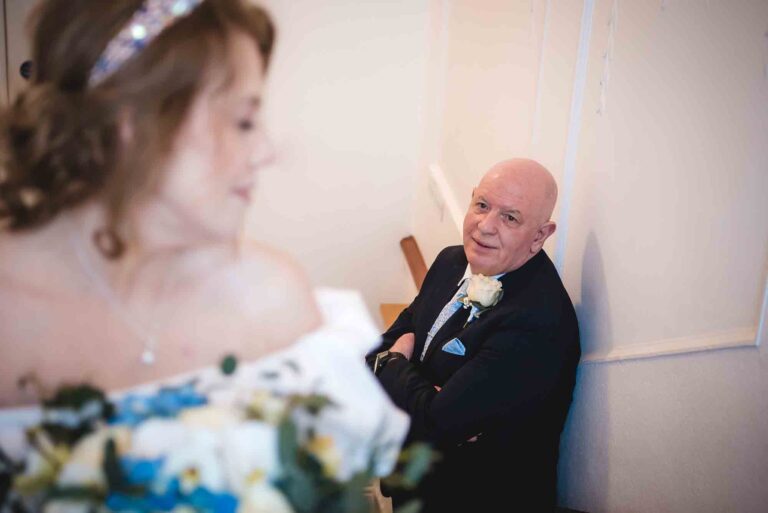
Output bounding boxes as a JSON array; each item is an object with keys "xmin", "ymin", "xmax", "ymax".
[{"xmin": 442, "ymin": 338, "xmax": 466, "ymax": 356}]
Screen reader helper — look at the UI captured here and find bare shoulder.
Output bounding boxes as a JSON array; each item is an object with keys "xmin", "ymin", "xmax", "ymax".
[
  {"xmin": 230, "ymin": 241, "xmax": 318, "ymax": 315},
  {"xmin": 180, "ymin": 241, "xmax": 321, "ymax": 352}
]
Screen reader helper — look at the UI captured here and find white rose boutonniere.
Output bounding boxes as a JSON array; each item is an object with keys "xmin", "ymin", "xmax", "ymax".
[{"xmin": 460, "ymin": 274, "xmax": 503, "ymax": 325}]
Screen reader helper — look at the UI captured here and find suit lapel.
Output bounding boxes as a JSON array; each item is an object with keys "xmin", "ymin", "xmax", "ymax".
[
  {"xmin": 419, "ymin": 250, "xmax": 551, "ymax": 364},
  {"xmin": 413, "ymin": 249, "xmax": 467, "ymax": 360},
  {"xmin": 422, "ymin": 302, "xmax": 469, "ymax": 361}
]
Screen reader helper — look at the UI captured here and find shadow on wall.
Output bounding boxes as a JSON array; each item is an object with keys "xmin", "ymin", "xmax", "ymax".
[
  {"xmin": 576, "ymin": 232, "xmax": 614, "ymax": 357},
  {"xmin": 558, "ymin": 232, "xmax": 612, "ymax": 512}
]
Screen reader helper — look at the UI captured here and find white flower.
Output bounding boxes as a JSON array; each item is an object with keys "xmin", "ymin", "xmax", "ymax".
[
  {"xmin": 246, "ymin": 390, "xmax": 289, "ymax": 425},
  {"xmin": 179, "ymin": 405, "xmax": 242, "ymax": 429},
  {"xmin": 222, "ymin": 421, "xmax": 280, "ymax": 495},
  {"xmin": 305, "ymin": 435, "xmax": 341, "ymax": 478},
  {"xmin": 129, "ymin": 419, "xmax": 188, "ymax": 459},
  {"xmin": 57, "ymin": 427, "xmax": 131, "ymax": 488},
  {"xmin": 160, "ymin": 429, "xmax": 225, "ymax": 493},
  {"xmin": 170, "ymin": 507, "xmax": 198, "ymax": 513},
  {"xmin": 57, "ymin": 462, "xmax": 103, "ymax": 489},
  {"xmin": 23, "ymin": 448, "xmax": 55, "ymax": 478},
  {"xmin": 129, "ymin": 419, "xmax": 225, "ymax": 493},
  {"xmin": 14, "ymin": 434, "xmax": 66, "ymax": 493},
  {"xmin": 466, "ymin": 274, "xmax": 503, "ymax": 308},
  {"xmin": 238, "ymin": 482, "xmax": 295, "ymax": 513}
]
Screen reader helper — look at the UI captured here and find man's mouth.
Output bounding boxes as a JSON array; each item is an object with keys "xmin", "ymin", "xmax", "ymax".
[{"xmin": 472, "ymin": 237, "xmax": 497, "ymax": 250}]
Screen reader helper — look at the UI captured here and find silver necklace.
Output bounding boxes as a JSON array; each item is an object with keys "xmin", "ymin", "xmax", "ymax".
[{"xmin": 69, "ymin": 227, "xmax": 160, "ymax": 366}]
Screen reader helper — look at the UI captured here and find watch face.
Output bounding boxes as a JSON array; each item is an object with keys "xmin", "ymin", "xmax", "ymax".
[{"xmin": 373, "ymin": 350, "xmax": 390, "ymax": 375}]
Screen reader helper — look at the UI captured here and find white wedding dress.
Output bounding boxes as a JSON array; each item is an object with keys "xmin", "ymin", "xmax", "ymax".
[{"xmin": 0, "ymin": 288, "xmax": 409, "ymax": 480}]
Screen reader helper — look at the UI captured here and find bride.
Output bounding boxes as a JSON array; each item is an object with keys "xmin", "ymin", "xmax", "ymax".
[
  {"xmin": 0, "ymin": 0, "xmax": 321, "ymax": 404},
  {"xmin": 0, "ymin": 0, "xmax": 409, "ymax": 510}
]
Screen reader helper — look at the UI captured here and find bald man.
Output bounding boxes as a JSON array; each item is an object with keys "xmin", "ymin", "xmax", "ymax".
[{"xmin": 368, "ymin": 159, "xmax": 580, "ymax": 512}]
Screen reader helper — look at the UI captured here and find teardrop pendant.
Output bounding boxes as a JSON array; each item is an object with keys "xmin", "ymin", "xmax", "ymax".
[{"xmin": 141, "ymin": 348, "xmax": 156, "ymax": 365}]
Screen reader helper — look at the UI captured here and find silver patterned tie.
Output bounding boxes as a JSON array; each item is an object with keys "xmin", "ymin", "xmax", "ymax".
[{"xmin": 419, "ymin": 279, "xmax": 469, "ymax": 361}]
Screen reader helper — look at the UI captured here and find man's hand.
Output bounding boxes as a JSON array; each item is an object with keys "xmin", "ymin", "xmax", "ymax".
[{"xmin": 390, "ymin": 333, "xmax": 415, "ymax": 360}]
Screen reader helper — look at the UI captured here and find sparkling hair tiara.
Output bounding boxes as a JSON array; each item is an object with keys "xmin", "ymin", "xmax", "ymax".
[{"xmin": 89, "ymin": 0, "xmax": 204, "ymax": 86}]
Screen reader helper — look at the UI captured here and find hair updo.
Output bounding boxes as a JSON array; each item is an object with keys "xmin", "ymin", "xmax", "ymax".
[{"xmin": 0, "ymin": 0, "xmax": 274, "ymax": 257}]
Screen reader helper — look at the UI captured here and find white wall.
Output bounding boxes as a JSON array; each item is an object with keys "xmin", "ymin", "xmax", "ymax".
[
  {"xmin": 412, "ymin": 0, "xmax": 768, "ymax": 511},
  {"xmin": 438, "ymin": 0, "xmax": 541, "ymax": 195},
  {"xmin": 244, "ymin": 0, "xmax": 429, "ymax": 319},
  {"xmin": 557, "ymin": 0, "xmax": 768, "ymax": 361},
  {"xmin": 556, "ymin": 1, "xmax": 768, "ymax": 509},
  {"xmin": 412, "ymin": 0, "xmax": 549, "ymax": 265},
  {"xmin": 559, "ymin": 342, "xmax": 768, "ymax": 513}
]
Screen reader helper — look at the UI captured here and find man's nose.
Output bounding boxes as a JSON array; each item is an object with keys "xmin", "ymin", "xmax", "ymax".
[{"xmin": 477, "ymin": 212, "xmax": 498, "ymax": 234}]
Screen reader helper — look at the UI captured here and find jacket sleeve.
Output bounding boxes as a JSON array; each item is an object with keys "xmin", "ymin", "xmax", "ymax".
[
  {"xmin": 365, "ymin": 299, "xmax": 417, "ymax": 367},
  {"xmin": 377, "ymin": 315, "xmax": 571, "ymax": 447},
  {"xmin": 366, "ymin": 247, "xmax": 456, "ymax": 362}
]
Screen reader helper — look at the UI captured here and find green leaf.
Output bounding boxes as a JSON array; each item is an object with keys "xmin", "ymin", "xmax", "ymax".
[
  {"xmin": 338, "ymin": 471, "xmax": 374, "ymax": 513},
  {"xmin": 14, "ymin": 471, "xmax": 58, "ymax": 496},
  {"xmin": 102, "ymin": 438, "xmax": 124, "ymax": 491},
  {"xmin": 277, "ymin": 420, "xmax": 320, "ymax": 513},
  {"xmin": 289, "ymin": 394, "xmax": 337, "ymax": 416},
  {"xmin": 101, "ymin": 438, "xmax": 144, "ymax": 497},
  {"xmin": 394, "ymin": 499, "xmax": 423, "ymax": 513},
  {"xmin": 400, "ymin": 443, "xmax": 435, "ymax": 488},
  {"xmin": 40, "ymin": 385, "xmax": 113, "ymax": 446},
  {"xmin": 379, "ymin": 442, "xmax": 439, "ymax": 495},
  {"xmin": 284, "ymin": 360, "xmax": 301, "ymax": 374},
  {"xmin": 43, "ymin": 385, "xmax": 108, "ymax": 411},
  {"xmin": 46, "ymin": 485, "xmax": 104, "ymax": 501},
  {"xmin": 219, "ymin": 354, "xmax": 238, "ymax": 376},
  {"xmin": 278, "ymin": 419, "xmax": 300, "ymax": 465}
]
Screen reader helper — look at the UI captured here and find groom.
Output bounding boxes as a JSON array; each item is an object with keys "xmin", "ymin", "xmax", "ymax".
[{"xmin": 369, "ymin": 159, "xmax": 580, "ymax": 512}]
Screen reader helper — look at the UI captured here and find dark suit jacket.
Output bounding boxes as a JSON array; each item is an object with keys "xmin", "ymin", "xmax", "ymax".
[{"xmin": 369, "ymin": 246, "xmax": 580, "ymax": 513}]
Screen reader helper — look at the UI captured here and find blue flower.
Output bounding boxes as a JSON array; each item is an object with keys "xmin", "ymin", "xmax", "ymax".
[
  {"xmin": 184, "ymin": 485, "xmax": 238, "ymax": 512},
  {"xmin": 110, "ymin": 381, "xmax": 207, "ymax": 426},
  {"xmin": 106, "ymin": 492, "xmax": 176, "ymax": 512},
  {"xmin": 152, "ymin": 383, "xmax": 207, "ymax": 415},
  {"xmin": 121, "ymin": 457, "xmax": 164, "ymax": 484},
  {"xmin": 106, "ymin": 477, "xmax": 238, "ymax": 512}
]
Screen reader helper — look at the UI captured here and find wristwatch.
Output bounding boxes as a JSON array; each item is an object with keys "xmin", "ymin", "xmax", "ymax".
[{"xmin": 372, "ymin": 350, "xmax": 406, "ymax": 376}]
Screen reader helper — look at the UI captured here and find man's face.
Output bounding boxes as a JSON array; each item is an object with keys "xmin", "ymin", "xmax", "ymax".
[{"xmin": 462, "ymin": 170, "xmax": 550, "ymax": 275}]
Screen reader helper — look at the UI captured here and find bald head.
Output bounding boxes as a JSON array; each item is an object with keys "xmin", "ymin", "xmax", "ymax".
[
  {"xmin": 463, "ymin": 158, "xmax": 558, "ymax": 274},
  {"xmin": 479, "ymin": 159, "xmax": 558, "ymax": 225}
]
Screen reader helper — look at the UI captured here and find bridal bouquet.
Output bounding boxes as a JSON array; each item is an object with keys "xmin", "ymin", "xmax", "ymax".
[{"xmin": 0, "ymin": 357, "xmax": 432, "ymax": 513}]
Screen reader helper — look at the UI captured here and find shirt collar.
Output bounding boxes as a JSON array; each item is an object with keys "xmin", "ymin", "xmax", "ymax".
[{"xmin": 458, "ymin": 265, "xmax": 506, "ymax": 285}]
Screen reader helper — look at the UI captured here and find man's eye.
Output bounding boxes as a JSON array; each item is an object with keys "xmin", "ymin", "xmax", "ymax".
[
  {"xmin": 476, "ymin": 202, "xmax": 488, "ymax": 210},
  {"xmin": 505, "ymin": 215, "xmax": 517, "ymax": 223}
]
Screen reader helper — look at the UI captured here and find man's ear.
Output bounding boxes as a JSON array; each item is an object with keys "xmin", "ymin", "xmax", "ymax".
[{"xmin": 531, "ymin": 221, "xmax": 556, "ymax": 253}]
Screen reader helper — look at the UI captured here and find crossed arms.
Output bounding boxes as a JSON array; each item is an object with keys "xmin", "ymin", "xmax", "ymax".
[{"xmin": 372, "ymin": 306, "xmax": 570, "ymax": 449}]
